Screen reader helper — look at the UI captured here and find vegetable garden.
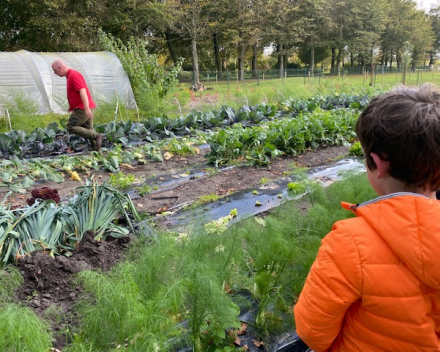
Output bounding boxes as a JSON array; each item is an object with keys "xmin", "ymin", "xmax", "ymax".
[{"xmin": 0, "ymin": 90, "xmax": 375, "ymax": 351}]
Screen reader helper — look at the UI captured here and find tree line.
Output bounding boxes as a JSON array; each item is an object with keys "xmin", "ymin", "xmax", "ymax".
[{"xmin": 2, "ymin": 0, "xmax": 440, "ymax": 82}]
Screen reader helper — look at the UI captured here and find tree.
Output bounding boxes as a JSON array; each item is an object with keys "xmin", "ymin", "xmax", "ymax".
[
  {"xmin": 348, "ymin": 0, "xmax": 387, "ymax": 84},
  {"xmin": 297, "ymin": 45, "xmax": 331, "ymax": 69},
  {"xmin": 323, "ymin": 0, "xmax": 387, "ymax": 75},
  {"xmin": 428, "ymin": 5, "xmax": 440, "ymax": 65},
  {"xmin": 173, "ymin": 0, "xmax": 213, "ymax": 84},
  {"xmin": 98, "ymin": 29, "xmax": 183, "ymax": 110},
  {"xmin": 217, "ymin": 0, "xmax": 265, "ymax": 81},
  {"xmin": 295, "ymin": 0, "xmax": 328, "ymax": 76},
  {"xmin": 379, "ymin": 0, "xmax": 433, "ymax": 71},
  {"xmin": 0, "ymin": 0, "xmax": 105, "ymax": 51},
  {"xmin": 324, "ymin": 0, "xmax": 353, "ymax": 74},
  {"xmin": 409, "ymin": 10, "xmax": 434, "ymax": 70},
  {"xmin": 265, "ymin": 0, "xmax": 306, "ymax": 78}
]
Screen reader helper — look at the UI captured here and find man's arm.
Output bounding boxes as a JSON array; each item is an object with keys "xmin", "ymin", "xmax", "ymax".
[
  {"xmin": 293, "ymin": 221, "xmax": 362, "ymax": 352},
  {"xmin": 79, "ymin": 88, "xmax": 94, "ymax": 119}
]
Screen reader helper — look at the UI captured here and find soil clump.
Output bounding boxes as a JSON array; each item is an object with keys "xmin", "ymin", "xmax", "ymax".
[{"xmin": 14, "ymin": 231, "xmax": 132, "ymax": 351}]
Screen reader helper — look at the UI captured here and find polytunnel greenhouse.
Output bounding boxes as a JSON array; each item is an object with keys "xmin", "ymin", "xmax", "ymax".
[{"xmin": 0, "ymin": 50, "xmax": 136, "ymax": 114}]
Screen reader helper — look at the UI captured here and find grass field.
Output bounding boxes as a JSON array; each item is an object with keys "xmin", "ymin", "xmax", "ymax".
[{"xmin": 2, "ymin": 70, "xmax": 440, "ymax": 134}]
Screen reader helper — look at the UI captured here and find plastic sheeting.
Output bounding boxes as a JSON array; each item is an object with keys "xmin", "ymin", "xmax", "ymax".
[{"xmin": 0, "ymin": 50, "xmax": 136, "ymax": 114}]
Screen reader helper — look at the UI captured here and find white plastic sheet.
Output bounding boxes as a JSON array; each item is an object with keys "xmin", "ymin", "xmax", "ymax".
[{"xmin": 0, "ymin": 50, "xmax": 136, "ymax": 114}]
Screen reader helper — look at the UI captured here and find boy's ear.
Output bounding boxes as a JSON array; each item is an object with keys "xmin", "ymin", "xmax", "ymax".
[{"xmin": 370, "ymin": 153, "xmax": 389, "ymax": 178}]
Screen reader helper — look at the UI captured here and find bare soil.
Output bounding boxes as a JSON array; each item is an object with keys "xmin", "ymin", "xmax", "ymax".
[
  {"xmin": 10, "ymin": 145, "xmax": 350, "ymax": 351},
  {"xmin": 7, "ymin": 145, "xmax": 350, "ymax": 215}
]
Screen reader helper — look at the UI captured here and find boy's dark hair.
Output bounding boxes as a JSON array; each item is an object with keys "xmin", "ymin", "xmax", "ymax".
[{"xmin": 356, "ymin": 84, "xmax": 440, "ymax": 191}]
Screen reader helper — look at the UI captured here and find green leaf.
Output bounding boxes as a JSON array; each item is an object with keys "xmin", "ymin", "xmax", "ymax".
[
  {"xmin": 0, "ymin": 134, "xmax": 13, "ymax": 154},
  {"xmin": 1, "ymin": 172, "xmax": 12, "ymax": 183}
]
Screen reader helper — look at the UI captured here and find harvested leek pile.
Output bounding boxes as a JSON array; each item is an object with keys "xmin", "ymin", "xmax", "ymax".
[{"xmin": 0, "ymin": 180, "xmax": 139, "ymax": 265}]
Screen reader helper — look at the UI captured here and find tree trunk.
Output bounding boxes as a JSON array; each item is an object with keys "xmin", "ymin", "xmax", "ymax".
[
  {"xmin": 309, "ymin": 42, "xmax": 315, "ymax": 77},
  {"xmin": 252, "ymin": 44, "xmax": 257, "ymax": 77},
  {"xmin": 380, "ymin": 46, "xmax": 386, "ymax": 67},
  {"xmin": 350, "ymin": 52, "xmax": 354, "ymax": 68},
  {"xmin": 277, "ymin": 43, "xmax": 284, "ymax": 78},
  {"xmin": 331, "ymin": 47, "xmax": 336, "ymax": 74},
  {"xmin": 336, "ymin": 47, "xmax": 344, "ymax": 75},
  {"xmin": 213, "ymin": 32, "xmax": 222, "ymax": 78},
  {"xmin": 165, "ymin": 31, "xmax": 178, "ymax": 65},
  {"xmin": 238, "ymin": 42, "xmax": 245, "ymax": 81},
  {"xmin": 191, "ymin": 37, "xmax": 199, "ymax": 84},
  {"xmin": 370, "ymin": 46, "xmax": 374, "ymax": 86}
]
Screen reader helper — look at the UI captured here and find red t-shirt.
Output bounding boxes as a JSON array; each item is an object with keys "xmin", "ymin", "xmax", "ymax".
[{"xmin": 66, "ymin": 69, "xmax": 96, "ymax": 111}]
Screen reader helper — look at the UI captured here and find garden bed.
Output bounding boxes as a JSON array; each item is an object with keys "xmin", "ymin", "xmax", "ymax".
[{"xmin": 8, "ymin": 145, "xmax": 349, "ymax": 351}]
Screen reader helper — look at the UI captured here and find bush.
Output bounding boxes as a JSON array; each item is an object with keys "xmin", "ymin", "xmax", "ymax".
[
  {"xmin": 3, "ymin": 90, "xmax": 39, "ymax": 117},
  {"xmin": 98, "ymin": 29, "xmax": 184, "ymax": 112}
]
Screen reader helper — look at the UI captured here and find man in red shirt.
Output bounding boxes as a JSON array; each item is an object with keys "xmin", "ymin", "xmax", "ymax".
[{"xmin": 51, "ymin": 59, "xmax": 103, "ymax": 153}]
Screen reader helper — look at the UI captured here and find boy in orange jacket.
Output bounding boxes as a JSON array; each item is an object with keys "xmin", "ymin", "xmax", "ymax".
[{"xmin": 294, "ymin": 84, "xmax": 440, "ymax": 352}]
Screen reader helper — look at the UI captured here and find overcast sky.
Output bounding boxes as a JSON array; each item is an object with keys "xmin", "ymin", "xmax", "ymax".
[{"xmin": 418, "ymin": 0, "xmax": 440, "ymax": 11}]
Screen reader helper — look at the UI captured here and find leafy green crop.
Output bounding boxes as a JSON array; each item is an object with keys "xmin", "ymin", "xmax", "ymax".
[
  {"xmin": 108, "ymin": 172, "xmax": 137, "ymax": 189},
  {"xmin": 349, "ymin": 141, "xmax": 363, "ymax": 156},
  {"xmin": 206, "ymin": 108, "xmax": 358, "ymax": 166}
]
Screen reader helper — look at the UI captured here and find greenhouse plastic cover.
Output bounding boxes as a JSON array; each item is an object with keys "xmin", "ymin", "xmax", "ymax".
[{"xmin": 0, "ymin": 50, "xmax": 136, "ymax": 114}]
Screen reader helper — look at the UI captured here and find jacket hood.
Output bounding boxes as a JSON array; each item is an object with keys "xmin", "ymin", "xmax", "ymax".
[{"xmin": 346, "ymin": 193, "xmax": 440, "ymax": 289}]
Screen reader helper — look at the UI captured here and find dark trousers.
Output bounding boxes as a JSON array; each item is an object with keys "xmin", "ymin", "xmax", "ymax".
[{"xmin": 66, "ymin": 109, "xmax": 98, "ymax": 145}]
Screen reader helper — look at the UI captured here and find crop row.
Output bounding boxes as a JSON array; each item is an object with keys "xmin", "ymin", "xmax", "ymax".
[
  {"xmin": 0, "ymin": 92, "xmax": 374, "ymax": 159},
  {"xmin": 0, "ymin": 106, "xmax": 360, "ymax": 192},
  {"xmin": 206, "ymin": 109, "xmax": 358, "ymax": 166}
]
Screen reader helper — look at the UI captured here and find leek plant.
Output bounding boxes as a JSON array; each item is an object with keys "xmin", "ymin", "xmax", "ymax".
[
  {"xmin": 64, "ymin": 181, "xmax": 139, "ymax": 244},
  {"xmin": 0, "ymin": 199, "xmax": 68, "ymax": 263},
  {"xmin": 0, "ymin": 181, "xmax": 140, "ymax": 263}
]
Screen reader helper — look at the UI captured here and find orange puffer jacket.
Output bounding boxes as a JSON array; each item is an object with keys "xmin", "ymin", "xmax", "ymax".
[{"xmin": 294, "ymin": 193, "xmax": 440, "ymax": 352}]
